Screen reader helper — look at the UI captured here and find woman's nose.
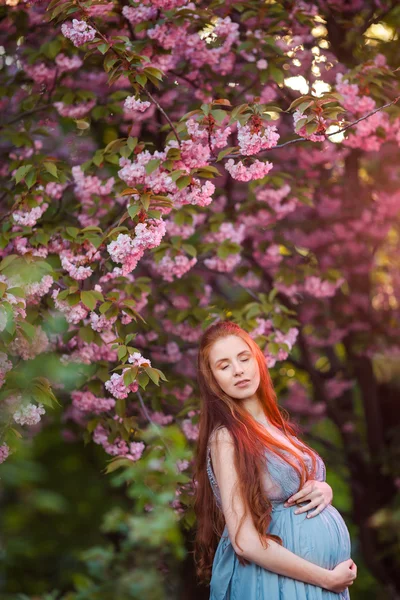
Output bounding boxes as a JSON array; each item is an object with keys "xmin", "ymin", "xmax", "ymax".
[{"xmin": 233, "ymin": 363, "xmax": 244, "ymax": 375}]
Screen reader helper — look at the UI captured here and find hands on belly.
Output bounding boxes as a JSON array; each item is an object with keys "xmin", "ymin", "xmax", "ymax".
[{"xmin": 283, "ymin": 480, "xmax": 333, "ymax": 518}]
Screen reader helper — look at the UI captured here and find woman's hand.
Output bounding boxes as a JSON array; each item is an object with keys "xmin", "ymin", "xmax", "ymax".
[
  {"xmin": 284, "ymin": 480, "xmax": 333, "ymax": 518},
  {"xmin": 324, "ymin": 559, "xmax": 357, "ymax": 593}
]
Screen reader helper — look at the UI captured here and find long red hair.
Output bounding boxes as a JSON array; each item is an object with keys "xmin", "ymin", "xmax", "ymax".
[{"xmin": 193, "ymin": 321, "xmax": 318, "ymax": 583}]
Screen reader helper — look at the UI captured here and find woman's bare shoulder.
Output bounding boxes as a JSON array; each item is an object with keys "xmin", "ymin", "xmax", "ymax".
[{"xmin": 209, "ymin": 425, "xmax": 234, "ymax": 447}]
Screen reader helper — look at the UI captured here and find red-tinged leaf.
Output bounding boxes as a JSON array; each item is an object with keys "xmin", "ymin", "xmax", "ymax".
[{"xmin": 213, "ymin": 99, "xmax": 231, "ymax": 106}]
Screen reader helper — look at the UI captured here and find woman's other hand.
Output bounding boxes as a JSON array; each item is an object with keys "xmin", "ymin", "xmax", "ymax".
[
  {"xmin": 284, "ymin": 480, "xmax": 333, "ymax": 518},
  {"xmin": 325, "ymin": 559, "xmax": 357, "ymax": 593}
]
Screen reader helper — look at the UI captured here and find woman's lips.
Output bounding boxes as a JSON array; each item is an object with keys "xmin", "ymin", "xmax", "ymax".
[{"xmin": 235, "ymin": 380, "xmax": 250, "ymax": 388}]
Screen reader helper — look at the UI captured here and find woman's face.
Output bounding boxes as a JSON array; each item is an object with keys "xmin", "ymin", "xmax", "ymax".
[{"xmin": 208, "ymin": 335, "xmax": 260, "ymax": 400}]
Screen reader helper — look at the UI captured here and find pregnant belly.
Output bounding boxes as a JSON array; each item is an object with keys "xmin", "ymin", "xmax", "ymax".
[{"xmin": 268, "ymin": 501, "xmax": 351, "ymax": 570}]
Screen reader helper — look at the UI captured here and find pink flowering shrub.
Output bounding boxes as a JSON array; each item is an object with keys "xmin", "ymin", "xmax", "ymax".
[{"xmin": 1, "ymin": 6, "xmax": 400, "ymax": 591}]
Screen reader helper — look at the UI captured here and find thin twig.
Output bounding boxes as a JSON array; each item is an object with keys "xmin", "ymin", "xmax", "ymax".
[
  {"xmin": 140, "ymin": 86, "xmax": 181, "ymax": 147},
  {"xmin": 2, "ymin": 104, "xmax": 54, "ymax": 129},
  {"xmin": 136, "ymin": 389, "xmax": 172, "ymax": 456},
  {"xmin": 217, "ymin": 95, "xmax": 400, "ymax": 159},
  {"xmin": 76, "ymin": 1, "xmax": 181, "ymax": 147}
]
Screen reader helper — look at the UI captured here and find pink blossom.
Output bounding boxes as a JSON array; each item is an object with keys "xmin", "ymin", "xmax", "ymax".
[
  {"xmin": 249, "ymin": 318, "xmax": 274, "ymax": 339},
  {"xmin": 107, "ymin": 219, "xmax": 166, "ymax": 275},
  {"xmin": 45, "ymin": 182, "xmax": 67, "ymax": 200},
  {"xmin": 54, "ymin": 99, "xmax": 96, "ymax": 119},
  {"xmin": 204, "ymin": 222, "xmax": 245, "ymax": 245},
  {"xmin": 325, "ymin": 379, "xmax": 354, "ymax": 400},
  {"xmin": 124, "ymin": 96, "xmax": 151, "ymax": 113},
  {"xmin": 0, "ymin": 352, "xmax": 12, "ymax": 389},
  {"xmin": 303, "ymin": 276, "xmax": 344, "ymax": 298},
  {"xmin": 293, "ymin": 110, "xmax": 326, "ymax": 142},
  {"xmin": 71, "ymin": 166, "xmax": 114, "ymax": 206},
  {"xmin": 13, "ymin": 236, "xmax": 48, "ymax": 258},
  {"xmin": 122, "ymin": 5, "xmax": 158, "ymax": 25},
  {"xmin": 253, "ymin": 244, "xmax": 282, "ymax": 269},
  {"xmin": 9, "ymin": 326, "xmax": 49, "ymax": 360},
  {"xmin": 162, "ymin": 319, "xmax": 203, "ymax": 342},
  {"xmin": 25, "ymin": 275, "xmax": 53, "ymax": 305},
  {"xmin": 256, "ymin": 59, "xmax": 268, "ymax": 70},
  {"xmin": 128, "ymin": 351, "xmax": 151, "ymax": 368},
  {"xmin": 13, "ymin": 203, "xmax": 49, "ymax": 227},
  {"xmin": 60, "ymin": 253, "xmax": 93, "ymax": 281},
  {"xmin": 225, "ymin": 158, "xmax": 273, "ymax": 181},
  {"xmin": 13, "ymin": 402, "xmax": 45, "ymax": 426},
  {"xmin": 61, "ymin": 20, "xmax": 96, "ymax": 48},
  {"xmin": 204, "ymin": 253, "xmax": 241, "ymax": 273},
  {"xmin": 0, "ymin": 443, "xmax": 10, "ymax": 464},
  {"xmin": 284, "ymin": 381, "xmax": 325, "ymax": 417},
  {"xmin": 87, "ymin": 3, "xmax": 114, "ymax": 17},
  {"xmin": 52, "ymin": 289, "xmax": 89, "ymax": 324},
  {"xmin": 71, "ymin": 390, "xmax": 115, "ymax": 414},
  {"xmin": 171, "ymin": 384, "xmax": 193, "ymax": 402},
  {"xmin": 151, "ymin": 341, "xmax": 182, "ymax": 363},
  {"xmin": 150, "ymin": 411, "xmax": 174, "ymax": 425},
  {"xmin": 105, "ymin": 371, "xmax": 138, "ymax": 400},
  {"xmin": 237, "ymin": 122, "xmax": 280, "ymax": 155},
  {"xmin": 90, "ymin": 312, "xmax": 117, "ymax": 332},
  {"xmin": 182, "ymin": 418, "xmax": 199, "ymax": 441},
  {"xmin": 173, "ymin": 179, "xmax": 215, "ymax": 208},
  {"xmin": 126, "ymin": 441, "xmax": 145, "ymax": 461},
  {"xmin": 186, "ymin": 118, "xmax": 232, "ymax": 150},
  {"xmin": 152, "ymin": 252, "xmax": 197, "ymax": 282},
  {"xmin": 274, "ymin": 327, "xmax": 299, "ymax": 351},
  {"xmin": 55, "ymin": 53, "xmax": 83, "ymax": 72},
  {"xmin": 23, "ymin": 62, "xmax": 56, "ymax": 85}
]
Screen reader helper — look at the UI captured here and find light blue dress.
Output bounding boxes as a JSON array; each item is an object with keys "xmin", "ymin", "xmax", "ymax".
[{"xmin": 206, "ymin": 428, "xmax": 351, "ymax": 600}]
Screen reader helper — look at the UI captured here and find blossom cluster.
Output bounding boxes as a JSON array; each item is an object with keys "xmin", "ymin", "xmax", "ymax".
[
  {"xmin": 13, "ymin": 402, "xmax": 46, "ymax": 426},
  {"xmin": 107, "ymin": 219, "xmax": 166, "ymax": 276},
  {"xmin": 71, "ymin": 390, "xmax": 115, "ymax": 414},
  {"xmin": 237, "ymin": 122, "xmax": 280, "ymax": 155},
  {"xmin": 61, "ymin": 19, "xmax": 96, "ymax": 47}
]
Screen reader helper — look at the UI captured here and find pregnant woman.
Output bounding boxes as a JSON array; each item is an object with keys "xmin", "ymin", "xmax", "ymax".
[{"xmin": 194, "ymin": 321, "xmax": 357, "ymax": 599}]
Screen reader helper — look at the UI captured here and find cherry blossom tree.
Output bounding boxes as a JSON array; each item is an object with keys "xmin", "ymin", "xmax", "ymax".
[{"xmin": 1, "ymin": 0, "xmax": 400, "ymax": 596}]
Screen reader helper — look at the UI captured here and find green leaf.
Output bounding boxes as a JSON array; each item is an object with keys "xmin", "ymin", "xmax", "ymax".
[
  {"xmin": 217, "ymin": 146, "xmax": 238, "ymax": 161},
  {"xmin": 128, "ymin": 204, "xmax": 140, "ymax": 219},
  {"xmin": 136, "ymin": 74, "xmax": 147, "ymax": 87},
  {"xmin": 78, "ymin": 326, "xmax": 95, "ymax": 343},
  {"xmin": 143, "ymin": 67, "xmax": 163, "ymax": 80},
  {"xmin": 305, "ymin": 121, "xmax": 319, "ymax": 135},
  {"xmin": 118, "ymin": 345, "xmax": 127, "ymax": 361},
  {"xmin": 14, "ymin": 164, "xmax": 33, "ymax": 184},
  {"xmin": 19, "ymin": 321, "xmax": 36, "ymax": 341},
  {"xmin": 145, "ymin": 159, "xmax": 160, "ymax": 175},
  {"xmin": 211, "ymin": 109, "xmax": 228, "ymax": 123},
  {"xmin": 81, "ymin": 291, "xmax": 97, "ymax": 311},
  {"xmin": 182, "ymin": 243, "xmax": 197, "ymax": 257},
  {"xmin": 138, "ymin": 372, "xmax": 149, "ymax": 389},
  {"xmin": 25, "ymin": 169, "xmax": 37, "ymax": 189},
  {"xmin": 43, "ymin": 162, "xmax": 58, "ymax": 178},
  {"xmin": 127, "ymin": 137, "xmax": 138, "ymax": 151},
  {"xmin": 144, "ymin": 366, "xmax": 160, "ymax": 386},
  {"xmin": 104, "ymin": 457, "xmax": 133, "ymax": 474},
  {"xmin": 176, "ymin": 175, "xmax": 191, "ymax": 190},
  {"xmin": 98, "ymin": 43, "xmax": 111, "ymax": 54},
  {"xmin": 0, "ymin": 255, "xmax": 18, "ymax": 271}
]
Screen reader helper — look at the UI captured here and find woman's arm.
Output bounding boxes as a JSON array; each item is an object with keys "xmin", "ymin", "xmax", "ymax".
[{"xmin": 210, "ymin": 427, "xmax": 332, "ymax": 590}]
